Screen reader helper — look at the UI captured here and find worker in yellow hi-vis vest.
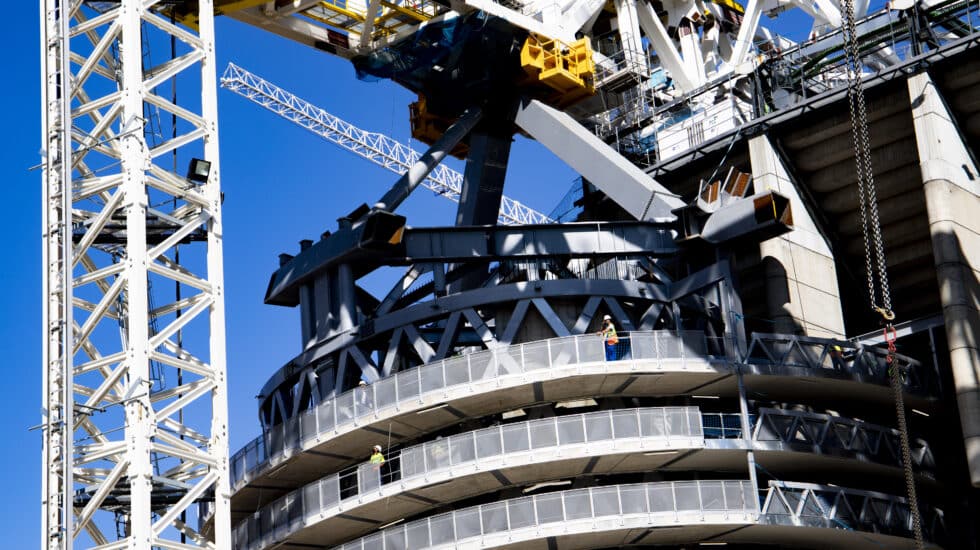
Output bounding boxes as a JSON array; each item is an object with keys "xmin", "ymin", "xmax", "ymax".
[{"xmin": 599, "ymin": 315, "xmax": 619, "ymax": 361}]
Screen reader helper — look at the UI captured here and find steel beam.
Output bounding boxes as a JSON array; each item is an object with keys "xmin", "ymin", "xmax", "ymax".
[{"xmin": 514, "ymin": 99, "xmax": 684, "ymax": 221}]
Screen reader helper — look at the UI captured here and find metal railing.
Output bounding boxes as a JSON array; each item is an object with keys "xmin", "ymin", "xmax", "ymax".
[
  {"xmin": 761, "ymin": 481, "xmax": 945, "ymax": 542},
  {"xmin": 702, "ymin": 412, "xmax": 751, "ymax": 439},
  {"xmin": 230, "ymin": 330, "xmax": 711, "ymax": 489},
  {"xmin": 230, "ymin": 330, "xmax": 932, "ymax": 491},
  {"xmin": 753, "ymin": 407, "xmax": 935, "ymax": 471},
  {"xmin": 298, "ymin": 480, "xmax": 757, "ymax": 550},
  {"xmin": 234, "ymin": 407, "xmax": 704, "ymax": 549},
  {"xmin": 744, "ymin": 333, "xmax": 932, "ymax": 394}
]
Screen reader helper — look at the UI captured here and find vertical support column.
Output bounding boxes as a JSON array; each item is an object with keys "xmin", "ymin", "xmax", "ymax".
[
  {"xmin": 41, "ymin": 1, "xmax": 73, "ymax": 547},
  {"xmin": 454, "ymin": 129, "xmax": 514, "ymax": 291},
  {"xmin": 314, "ymin": 272, "xmax": 335, "ymax": 341},
  {"xmin": 736, "ymin": 368, "xmax": 759, "ymax": 494},
  {"xmin": 337, "ymin": 263, "xmax": 357, "ymax": 331},
  {"xmin": 678, "ymin": 21, "xmax": 707, "ymax": 87},
  {"xmin": 455, "ymin": 131, "xmax": 513, "ymax": 227},
  {"xmin": 299, "ymin": 283, "xmax": 316, "ymax": 348},
  {"xmin": 613, "ymin": 0, "xmax": 647, "ymax": 72},
  {"xmin": 119, "ymin": 3, "xmax": 153, "ymax": 546},
  {"xmin": 748, "ymin": 135, "xmax": 846, "ymax": 338},
  {"xmin": 908, "ymin": 72, "xmax": 980, "ymax": 486},
  {"xmin": 200, "ymin": 5, "xmax": 232, "ymax": 543}
]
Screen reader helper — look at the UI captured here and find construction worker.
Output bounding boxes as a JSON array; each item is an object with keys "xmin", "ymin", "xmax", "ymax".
[
  {"xmin": 356, "ymin": 378, "xmax": 372, "ymax": 411},
  {"xmin": 599, "ymin": 314, "xmax": 619, "ymax": 361},
  {"xmin": 830, "ymin": 344, "xmax": 847, "ymax": 371},
  {"xmin": 370, "ymin": 444, "xmax": 385, "ymax": 470}
]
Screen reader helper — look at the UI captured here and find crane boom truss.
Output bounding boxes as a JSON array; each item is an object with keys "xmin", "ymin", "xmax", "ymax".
[
  {"xmin": 40, "ymin": 1, "xmax": 230, "ymax": 548},
  {"xmin": 220, "ymin": 63, "xmax": 555, "ymax": 226}
]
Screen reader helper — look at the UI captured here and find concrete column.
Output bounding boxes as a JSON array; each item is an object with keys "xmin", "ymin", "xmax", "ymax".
[
  {"xmin": 908, "ymin": 71, "xmax": 980, "ymax": 486},
  {"xmin": 748, "ymin": 135, "xmax": 846, "ymax": 338}
]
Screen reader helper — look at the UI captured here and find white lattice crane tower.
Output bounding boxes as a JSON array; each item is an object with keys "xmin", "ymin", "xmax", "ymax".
[{"xmin": 40, "ymin": 1, "xmax": 230, "ymax": 548}]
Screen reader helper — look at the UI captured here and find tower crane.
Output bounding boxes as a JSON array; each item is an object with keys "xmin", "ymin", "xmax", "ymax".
[{"xmin": 219, "ymin": 63, "xmax": 555, "ymax": 226}]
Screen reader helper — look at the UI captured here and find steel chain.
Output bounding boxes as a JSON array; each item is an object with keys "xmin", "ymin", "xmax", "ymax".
[
  {"xmin": 841, "ymin": 0, "xmax": 922, "ymax": 544},
  {"xmin": 886, "ymin": 327, "xmax": 925, "ymax": 550},
  {"xmin": 841, "ymin": 0, "xmax": 878, "ymax": 315}
]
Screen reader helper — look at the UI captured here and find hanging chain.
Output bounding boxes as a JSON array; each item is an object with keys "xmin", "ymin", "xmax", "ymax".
[
  {"xmin": 885, "ymin": 328, "xmax": 926, "ymax": 549},
  {"xmin": 840, "ymin": 0, "xmax": 894, "ymax": 321},
  {"xmin": 839, "ymin": 0, "xmax": 922, "ymax": 546}
]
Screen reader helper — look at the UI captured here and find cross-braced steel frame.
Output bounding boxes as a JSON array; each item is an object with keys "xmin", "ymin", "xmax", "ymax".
[{"xmin": 40, "ymin": 1, "xmax": 230, "ymax": 548}]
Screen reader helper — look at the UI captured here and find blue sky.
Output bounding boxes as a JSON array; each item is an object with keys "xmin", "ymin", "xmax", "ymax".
[{"xmin": 2, "ymin": 5, "xmax": 577, "ymax": 547}]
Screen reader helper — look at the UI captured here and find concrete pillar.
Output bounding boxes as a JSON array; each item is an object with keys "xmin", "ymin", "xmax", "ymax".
[
  {"xmin": 908, "ymin": 71, "xmax": 980, "ymax": 486},
  {"xmin": 748, "ymin": 135, "xmax": 846, "ymax": 338}
]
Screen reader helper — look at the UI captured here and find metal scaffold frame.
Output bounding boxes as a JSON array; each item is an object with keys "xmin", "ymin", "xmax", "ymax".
[{"xmin": 40, "ymin": 1, "xmax": 230, "ymax": 548}]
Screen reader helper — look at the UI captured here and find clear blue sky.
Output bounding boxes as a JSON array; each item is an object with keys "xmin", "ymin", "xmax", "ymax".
[{"xmin": 2, "ymin": 5, "xmax": 577, "ymax": 547}]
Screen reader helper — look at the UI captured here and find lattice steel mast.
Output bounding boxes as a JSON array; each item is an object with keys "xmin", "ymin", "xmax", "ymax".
[
  {"xmin": 40, "ymin": 1, "xmax": 230, "ymax": 548},
  {"xmin": 220, "ymin": 63, "xmax": 555, "ymax": 226}
]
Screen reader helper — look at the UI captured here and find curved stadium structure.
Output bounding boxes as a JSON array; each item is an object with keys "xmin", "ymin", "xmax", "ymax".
[
  {"xmin": 39, "ymin": 0, "xmax": 980, "ymax": 549},
  {"xmin": 218, "ymin": 2, "xmax": 980, "ymax": 550}
]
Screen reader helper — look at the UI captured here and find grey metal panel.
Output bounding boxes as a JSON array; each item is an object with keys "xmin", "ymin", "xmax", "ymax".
[
  {"xmin": 267, "ymin": 221, "xmax": 679, "ymax": 306},
  {"xmin": 514, "ymin": 98, "xmax": 684, "ymax": 220},
  {"xmin": 402, "ymin": 222, "xmax": 679, "ymax": 261}
]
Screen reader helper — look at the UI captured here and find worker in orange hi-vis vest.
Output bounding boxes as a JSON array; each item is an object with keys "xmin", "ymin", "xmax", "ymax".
[{"xmin": 599, "ymin": 315, "xmax": 619, "ymax": 361}]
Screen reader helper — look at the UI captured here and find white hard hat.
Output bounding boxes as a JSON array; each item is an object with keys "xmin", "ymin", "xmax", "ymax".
[
  {"xmin": 602, "ymin": 315, "xmax": 611, "ymax": 321},
  {"xmin": 373, "ymin": 445, "xmax": 382, "ymax": 452}
]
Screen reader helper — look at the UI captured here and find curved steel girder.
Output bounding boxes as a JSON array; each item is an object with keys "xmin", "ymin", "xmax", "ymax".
[
  {"xmin": 265, "ymin": 220, "xmax": 680, "ymax": 306},
  {"xmin": 256, "ymin": 264, "xmax": 731, "ymax": 417}
]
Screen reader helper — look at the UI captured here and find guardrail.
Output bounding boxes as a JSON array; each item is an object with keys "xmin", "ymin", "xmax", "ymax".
[
  {"xmin": 744, "ymin": 333, "xmax": 932, "ymax": 394},
  {"xmin": 234, "ymin": 407, "xmax": 704, "ymax": 549},
  {"xmin": 230, "ymin": 330, "xmax": 711, "ymax": 488},
  {"xmin": 753, "ymin": 407, "xmax": 935, "ymax": 471},
  {"xmin": 230, "ymin": 330, "xmax": 932, "ymax": 491},
  {"xmin": 233, "ymin": 479, "xmax": 757, "ymax": 550},
  {"xmin": 761, "ymin": 481, "xmax": 945, "ymax": 543}
]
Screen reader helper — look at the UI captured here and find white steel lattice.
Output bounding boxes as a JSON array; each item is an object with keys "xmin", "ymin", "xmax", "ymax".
[
  {"xmin": 40, "ymin": 1, "xmax": 230, "ymax": 548},
  {"xmin": 220, "ymin": 63, "xmax": 555, "ymax": 226}
]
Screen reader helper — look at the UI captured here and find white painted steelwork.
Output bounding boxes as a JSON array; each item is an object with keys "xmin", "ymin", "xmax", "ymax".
[
  {"xmin": 40, "ymin": 1, "xmax": 230, "ymax": 548},
  {"xmin": 235, "ymin": 407, "xmax": 704, "ymax": 549},
  {"xmin": 219, "ymin": 63, "xmax": 555, "ymax": 225}
]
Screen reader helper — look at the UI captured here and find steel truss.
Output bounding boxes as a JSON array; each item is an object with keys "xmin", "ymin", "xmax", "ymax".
[
  {"xmin": 219, "ymin": 63, "xmax": 555, "ymax": 226},
  {"xmin": 41, "ymin": 1, "xmax": 229, "ymax": 548}
]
